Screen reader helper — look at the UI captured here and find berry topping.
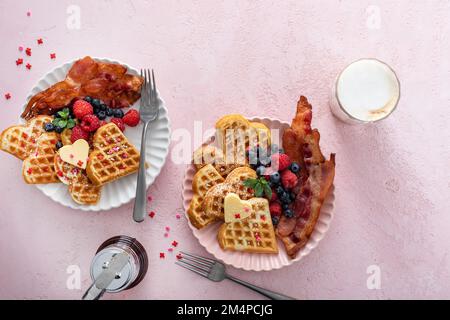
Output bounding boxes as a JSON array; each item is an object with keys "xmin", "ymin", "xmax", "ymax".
[
  {"xmin": 110, "ymin": 118, "xmax": 125, "ymax": 131},
  {"xmin": 269, "ymin": 202, "xmax": 282, "ymax": 217},
  {"xmin": 81, "ymin": 114, "xmax": 100, "ymax": 132},
  {"xmin": 55, "ymin": 126, "xmax": 64, "ymax": 133},
  {"xmin": 271, "ymin": 153, "xmax": 291, "ymax": 171},
  {"xmin": 269, "ymin": 171, "xmax": 281, "ymax": 184},
  {"xmin": 113, "ymin": 109, "xmax": 124, "ymax": 118},
  {"xmin": 70, "ymin": 126, "xmax": 90, "ymax": 143},
  {"xmin": 281, "ymin": 170, "xmax": 298, "ymax": 189},
  {"xmin": 73, "ymin": 100, "xmax": 93, "ymax": 119},
  {"xmin": 284, "ymin": 209, "xmax": 294, "ymax": 218},
  {"xmin": 272, "ymin": 216, "xmax": 280, "ymax": 226},
  {"xmin": 99, "ymin": 120, "xmax": 108, "ymax": 127},
  {"xmin": 44, "ymin": 123, "xmax": 55, "ymax": 132},
  {"xmin": 97, "ymin": 110, "xmax": 107, "ymax": 120},
  {"xmin": 290, "ymin": 162, "xmax": 300, "ymax": 173},
  {"xmin": 279, "ymin": 192, "xmax": 291, "ymax": 204},
  {"xmin": 270, "ymin": 189, "xmax": 278, "ymax": 201},
  {"xmin": 122, "ymin": 109, "xmax": 140, "ymax": 127},
  {"xmin": 55, "ymin": 141, "xmax": 63, "ymax": 150},
  {"xmin": 256, "ymin": 165, "xmax": 265, "ymax": 176}
]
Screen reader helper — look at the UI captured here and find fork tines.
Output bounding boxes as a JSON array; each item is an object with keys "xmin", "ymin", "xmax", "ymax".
[{"xmin": 175, "ymin": 251, "xmax": 215, "ymax": 278}]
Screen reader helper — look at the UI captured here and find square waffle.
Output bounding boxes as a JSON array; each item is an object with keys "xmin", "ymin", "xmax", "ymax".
[
  {"xmin": 86, "ymin": 123, "xmax": 140, "ymax": 186},
  {"xmin": 217, "ymin": 198, "xmax": 278, "ymax": 253}
]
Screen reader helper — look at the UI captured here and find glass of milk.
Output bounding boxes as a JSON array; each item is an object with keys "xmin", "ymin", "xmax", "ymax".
[{"xmin": 329, "ymin": 58, "xmax": 400, "ymax": 124}]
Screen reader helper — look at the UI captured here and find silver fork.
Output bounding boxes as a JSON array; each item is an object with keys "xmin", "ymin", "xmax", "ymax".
[
  {"xmin": 176, "ymin": 252, "xmax": 296, "ymax": 300},
  {"xmin": 133, "ymin": 69, "xmax": 160, "ymax": 223}
]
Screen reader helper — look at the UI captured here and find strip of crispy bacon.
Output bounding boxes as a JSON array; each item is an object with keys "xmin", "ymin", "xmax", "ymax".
[
  {"xmin": 278, "ymin": 96, "xmax": 336, "ymax": 258},
  {"xmin": 21, "ymin": 56, "xmax": 143, "ymax": 120}
]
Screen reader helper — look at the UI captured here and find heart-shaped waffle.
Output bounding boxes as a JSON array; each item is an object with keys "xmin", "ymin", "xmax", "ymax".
[
  {"xmin": 187, "ymin": 164, "xmax": 225, "ymax": 229},
  {"xmin": 86, "ymin": 123, "xmax": 140, "ymax": 186},
  {"xmin": 202, "ymin": 166, "xmax": 257, "ymax": 220},
  {"xmin": 192, "ymin": 144, "xmax": 243, "ymax": 178},
  {"xmin": 54, "ymin": 153, "xmax": 102, "ymax": 205},
  {"xmin": 0, "ymin": 115, "xmax": 55, "ymax": 160},
  {"xmin": 22, "ymin": 133, "xmax": 60, "ymax": 184},
  {"xmin": 217, "ymin": 197, "xmax": 278, "ymax": 254}
]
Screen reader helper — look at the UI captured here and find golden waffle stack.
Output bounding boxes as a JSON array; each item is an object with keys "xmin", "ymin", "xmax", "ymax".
[
  {"xmin": 192, "ymin": 145, "xmax": 242, "ymax": 178},
  {"xmin": 187, "ymin": 164, "xmax": 225, "ymax": 229},
  {"xmin": 218, "ymin": 198, "xmax": 278, "ymax": 253},
  {"xmin": 0, "ymin": 115, "xmax": 56, "ymax": 160},
  {"xmin": 22, "ymin": 133, "xmax": 60, "ymax": 184},
  {"xmin": 202, "ymin": 166, "xmax": 256, "ymax": 220},
  {"xmin": 86, "ymin": 123, "xmax": 140, "ymax": 186}
]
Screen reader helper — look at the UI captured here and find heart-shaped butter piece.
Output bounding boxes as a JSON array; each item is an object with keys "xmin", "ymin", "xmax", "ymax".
[
  {"xmin": 58, "ymin": 139, "xmax": 89, "ymax": 169},
  {"xmin": 224, "ymin": 193, "xmax": 253, "ymax": 223}
]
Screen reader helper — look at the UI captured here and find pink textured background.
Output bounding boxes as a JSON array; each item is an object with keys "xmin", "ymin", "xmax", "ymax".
[{"xmin": 0, "ymin": 0, "xmax": 449, "ymax": 299}]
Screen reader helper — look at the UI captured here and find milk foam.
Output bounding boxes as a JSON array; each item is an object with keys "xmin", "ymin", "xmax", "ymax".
[{"xmin": 336, "ymin": 59, "xmax": 400, "ymax": 121}]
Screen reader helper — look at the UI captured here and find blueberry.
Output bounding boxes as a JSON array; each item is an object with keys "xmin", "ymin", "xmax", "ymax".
[
  {"xmin": 271, "ymin": 216, "xmax": 280, "ymax": 226},
  {"xmin": 276, "ymin": 185, "xmax": 285, "ymax": 195},
  {"xmin": 278, "ymin": 148, "xmax": 284, "ymax": 154},
  {"xmin": 270, "ymin": 172, "xmax": 280, "ymax": 184},
  {"xmin": 55, "ymin": 141, "xmax": 63, "ymax": 150},
  {"xmin": 290, "ymin": 162, "xmax": 300, "ymax": 173},
  {"xmin": 97, "ymin": 110, "xmax": 107, "ymax": 120},
  {"xmin": 269, "ymin": 180, "xmax": 279, "ymax": 188},
  {"xmin": 91, "ymin": 98, "xmax": 101, "ymax": 108},
  {"xmin": 106, "ymin": 108, "xmax": 114, "ymax": 117},
  {"xmin": 282, "ymin": 203, "xmax": 289, "ymax": 210},
  {"xmin": 55, "ymin": 126, "xmax": 64, "ymax": 133},
  {"xmin": 280, "ymin": 192, "xmax": 291, "ymax": 204},
  {"xmin": 113, "ymin": 109, "xmax": 124, "ymax": 118},
  {"xmin": 290, "ymin": 192, "xmax": 296, "ymax": 200},
  {"xmin": 284, "ymin": 209, "xmax": 294, "ymax": 218},
  {"xmin": 84, "ymin": 96, "xmax": 92, "ymax": 103},
  {"xmin": 98, "ymin": 103, "xmax": 107, "ymax": 111},
  {"xmin": 256, "ymin": 166, "xmax": 266, "ymax": 177},
  {"xmin": 44, "ymin": 123, "xmax": 55, "ymax": 132}
]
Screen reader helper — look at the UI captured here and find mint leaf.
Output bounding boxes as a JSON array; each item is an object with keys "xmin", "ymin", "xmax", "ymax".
[
  {"xmin": 52, "ymin": 118, "xmax": 60, "ymax": 125},
  {"xmin": 263, "ymin": 184, "xmax": 272, "ymax": 200},
  {"xmin": 254, "ymin": 184, "xmax": 263, "ymax": 197},
  {"xmin": 58, "ymin": 119, "xmax": 67, "ymax": 128},
  {"xmin": 67, "ymin": 119, "xmax": 76, "ymax": 129},
  {"xmin": 243, "ymin": 178, "xmax": 258, "ymax": 188}
]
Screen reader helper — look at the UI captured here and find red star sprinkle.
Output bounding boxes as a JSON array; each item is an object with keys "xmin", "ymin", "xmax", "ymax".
[
  {"xmin": 147, "ymin": 195, "xmax": 152, "ymax": 202},
  {"xmin": 159, "ymin": 252, "xmax": 165, "ymax": 259},
  {"xmin": 37, "ymin": 38, "xmax": 43, "ymax": 45},
  {"xmin": 77, "ymin": 160, "xmax": 83, "ymax": 167},
  {"xmin": 261, "ymin": 215, "xmax": 266, "ymax": 221},
  {"xmin": 168, "ymin": 248, "xmax": 173, "ymax": 252},
  {"xmin": 18, "ymin": 46, "xmax": 24, "ymax": 52},
  {"xmin": 50, "ymin": 53, "xmax": 56, "ymax": 59},
  {"xmin": 176, "ymin": 254, "xmax": 182, "ymax": 260},
  {"xmin": 4, "ymin": 93, "xmax": 11, "ymax": 100},
  {"xmin": 176, "ymin": 214, "xmax": 181, "ymax": 219},
  {"xmin": 164, "ymin": 233, "xmax": 169, "ymax": 238},
  {"xmin": 234, "ymin": 213, "xmax": 241, "ymax": 219},
  {"xmin": 57, "ymin": 171, "xmax": 63, "ymax": 177},
  {"xmin": 16, "ymin": 58, "xmax": 23, "ymax": 66},
  {"xmin": 25, "ymin": 48, "xmax": 31, "ymax": 56},
  {"xmin": 27, "ymin": 168, "xmax": 32, "ymax": 174},
  {"xmin": 26, "ymin": 11, "xmax": 31, "ymax": 17},
  {"xmin": 171, "ymin": 241, "xmax": 178, "ymax": 247},
  {"xmin": 148, "ymin": 211, "xmax": 155, "ymax": 218},
  {"xmin": 165, "ymin": 226, "xmax": 170, "ymax": 232},
  {"xmin": 26, "ymin": 63, "xmax": 32, "ymax": 70}
]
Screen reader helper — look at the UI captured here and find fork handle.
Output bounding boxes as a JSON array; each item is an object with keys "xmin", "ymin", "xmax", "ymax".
[
  {"xmin": 225, "ymin": 275, "xmax": 296, "ymax": 300},
  {"xmin": 133, "ymin": 121, "xmax": 150, "ymax": 223}
]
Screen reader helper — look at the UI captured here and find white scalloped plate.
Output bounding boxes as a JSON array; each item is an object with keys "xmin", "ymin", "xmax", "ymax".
[
  {"xmin": 20, "ymin": 58, "xmax": 171, "ymax": 211},
  {"xmin": 182, "ymin": 117, "xmax": 335, "ymax": 271}
]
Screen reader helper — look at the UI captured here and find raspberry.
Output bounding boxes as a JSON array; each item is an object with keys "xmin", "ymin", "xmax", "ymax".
[
  {"xmin": 122, "ymin": 109, "xmax": 140, "ymax": 127},
  {"xmin": 80, "ymin": 114, "xmax": 100, "ymax": 132},
  {"xmin": 73, "ymin": 100, "xmax": 93, "ymax": 119},
  {"xmin": 271, "ymin": 153, "xmax": 291, "ymax": 171},
  {"xmin": 70, "ymin": 126, "xmax": 90, "ymax": 143},
  {"xmin": 281, "ymin": 170, "xmax": 298, "ymax": 189},
  {"xmin": 270, "ymin": 189, "xmax": 278, "ymax": 201},
  {"xmin": 110, "ymin": 118, "xmax": 125, "ymax": 131},
  {"xmin": 269, "ymin": 202, "xmax": 282, "ymax": 217}
]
